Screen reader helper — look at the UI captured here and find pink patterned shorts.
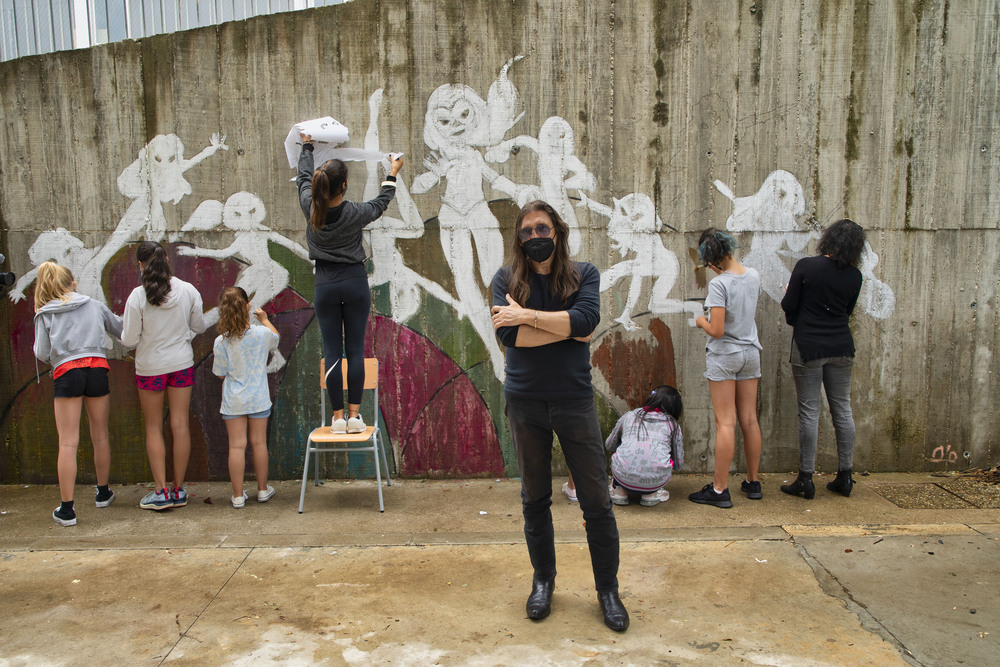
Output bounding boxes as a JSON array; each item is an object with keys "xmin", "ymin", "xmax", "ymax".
[{"xmin": 135, "ymin": 367, "xmax": 195, "ymax": 391}]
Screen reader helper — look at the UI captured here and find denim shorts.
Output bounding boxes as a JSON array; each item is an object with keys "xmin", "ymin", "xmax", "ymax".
[
  {"xmin": 705, "ymin": 347, "xmax": 761, "ymax": 381},
  {"xmin": 222, "ymin": 408, "xmax": 271, "ymax": 421},
  {"xmin": 53, "ymin": 367, "xmax": 110, "ymax": 398}
]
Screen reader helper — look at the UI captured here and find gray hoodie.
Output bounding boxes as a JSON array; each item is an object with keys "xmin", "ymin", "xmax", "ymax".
[
  {"xmin": 33, "ymin": 293, "xmax": 124, "ymax": 369},
  {"xmin": 604, "ymin": 408, "xmax": 685, "ymax": 492}
]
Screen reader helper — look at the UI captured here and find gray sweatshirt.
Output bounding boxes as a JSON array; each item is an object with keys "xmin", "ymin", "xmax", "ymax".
[
  {"xmin": 296, "ymin": 143, "xmax": 397, "ymax": 265},
  {"xmin": 604, "ymin": 408, "xmax": 685, "ymax": 492},
  {"xmin": 33, "ymin": 293, "xmax": 124, "ymax": 369}
]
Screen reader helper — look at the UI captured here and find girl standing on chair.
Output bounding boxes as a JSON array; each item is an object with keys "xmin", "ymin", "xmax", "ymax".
[
  {"xmin": 213, "ymin": 287, "xmax": 279, "ymax": 509},
  {"xmin": 296, "ymin": 133, "xmax": 402, "ymax": 434}
]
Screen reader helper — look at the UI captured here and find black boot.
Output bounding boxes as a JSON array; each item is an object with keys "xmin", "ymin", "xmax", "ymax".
[
  {"xmin": 526, "ymin": 577, "xmax": 554, "ymax": 620},
  {"xmin": 597, "ymin": 591, "xmax": 629, "ymax": 632},
  {"xmin": 827, "ymin": 470, "xmax": 855, "ymax": 497},
  {"xmin": 780, "ymin": 472, "xmax": 815, "ymax": 499}
]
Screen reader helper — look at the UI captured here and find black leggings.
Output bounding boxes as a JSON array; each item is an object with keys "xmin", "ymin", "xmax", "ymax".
[{"xmin": 314, "ymin": 276, "xmax": 371, "ymax": 410}]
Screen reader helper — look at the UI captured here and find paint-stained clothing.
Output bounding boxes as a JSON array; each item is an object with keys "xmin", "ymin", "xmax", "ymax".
[
  {"xmin": 703, "ymin": 268, "xmax": 762, "ymax": 354},
  {"xmin": 780, "ymin": 255, "xmax": 862, "ymax": 362},
  {"xmin": 492, "ymin": 262, "xmax": 600, "ymax": 399},
  {"xmin": 604, "ymin": 408, "xmax": 684, "ymax": 493},
  {"xmin": 296, "ymin": 142, "xmax": 397, "ymax": 267},
  {"xmin": 34, "ymin": 293, "xmax": 123, "ymax": 369},
  {"xmin": 122, "ymin": 277, "xmax": 207, "ymax": 376},
  {"xmin": 213, "ymin": 324, "xmax": 279, "ymax": 416}
]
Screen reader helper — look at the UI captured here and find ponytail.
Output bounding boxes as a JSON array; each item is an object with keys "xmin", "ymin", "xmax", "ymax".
[
  {"xmin": 136, "ymin": 241, "xmax": 172, "ymax": 306},
  {"xmin": 309, "ymin": 159, "xmax": 349, "ymax": 231}
]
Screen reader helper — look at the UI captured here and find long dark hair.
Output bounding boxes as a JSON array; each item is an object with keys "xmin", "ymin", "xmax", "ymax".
[
  {"xmin": 697, "ymin": 227, "xmax": 738, "ymax": 269},
  {"xmin": 636, "ymin": 384, "xmax": 683, "ymax": 439},
  {"xmin": 506, "ymin": 200, "xmax": 579, "ymax": 306},
  {"xmin": 309, "ymin": 159, "xmax": 349, "ymax": 231},
  {"xmin": 817, "ymin": 218, "xmax": 866, "ymax": 269},
  {"xmin": 137, "ymin": 241, "xmax": 172, "ymax": 306}
]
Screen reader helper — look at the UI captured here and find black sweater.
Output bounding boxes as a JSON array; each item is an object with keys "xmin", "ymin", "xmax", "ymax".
[
  {"xmin": 492, "ymin": 262, "xmax": 600, "ymax": 399},
  {"xmin": 780, "ymin": 255, "xmax": 863, "ymax": 362}
]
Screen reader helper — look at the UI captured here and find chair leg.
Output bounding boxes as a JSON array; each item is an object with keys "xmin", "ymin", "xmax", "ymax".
[
  {"xmin": 298, "ymin": 441, "xmax": 312, "ymax": 513},
  {"xmin": 372, "ymin": 435, "xmax": 385, "ymax": 513},
  {"xmin": 378, "ymin": 431, "xmax": 392, "ymax": 487}
]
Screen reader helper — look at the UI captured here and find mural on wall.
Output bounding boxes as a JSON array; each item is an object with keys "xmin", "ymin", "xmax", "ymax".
[
  {"xmin": 7, "ymin": 54, "xmax": 852, "ymax": 483},
  {"xmin": 713, "ymin": 171, "xmax": 896, "ymax": 319}
]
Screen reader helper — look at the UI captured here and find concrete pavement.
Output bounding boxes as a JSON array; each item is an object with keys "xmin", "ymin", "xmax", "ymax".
[{"xmin": 1, "ymin": 472, "xmax": 998, "ymax": 665}]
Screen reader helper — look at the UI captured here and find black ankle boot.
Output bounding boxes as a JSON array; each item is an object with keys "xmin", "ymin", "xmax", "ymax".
[
  {"xmin": 597, "ymin": 591, "xmax": 629, "ymax": 632},
  {"xmin": 780, "ymin": 472, "xmax": 815, "ymax": 499},
  {"xmin": 526, "ymin": 577, "xmax": 554, "ymax": 620},
  {"xmin": 827, "ymin": 470, "xmax": 855, "ymax": 497}
]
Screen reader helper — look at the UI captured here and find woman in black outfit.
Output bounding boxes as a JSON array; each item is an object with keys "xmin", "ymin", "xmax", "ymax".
[
  {"xmin": 297, "ymin": 134, "xmax": 402, "ymax": 433},
  {"xmin": 779, "ymin": 219, "xmax": 866, "ymax": 499},
  {"xmin": 491, "ymin": 200, "xmax": 628, "ymax": 632}
]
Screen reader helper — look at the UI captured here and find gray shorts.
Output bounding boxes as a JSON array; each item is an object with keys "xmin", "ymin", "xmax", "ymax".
[{"xmin": 705, "ymin": 347, "xmax": 761, "ymax": 381}]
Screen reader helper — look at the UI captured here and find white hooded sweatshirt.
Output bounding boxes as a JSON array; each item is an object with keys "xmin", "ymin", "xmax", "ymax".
[{"xmin": 122, "ymin": 276, "xmax": 207, "ymax": 376}]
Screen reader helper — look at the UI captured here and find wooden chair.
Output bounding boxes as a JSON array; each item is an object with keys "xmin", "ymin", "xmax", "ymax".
[{"xmin": 298, "ymin": 357, "xmax": 392, "ymax": 512}]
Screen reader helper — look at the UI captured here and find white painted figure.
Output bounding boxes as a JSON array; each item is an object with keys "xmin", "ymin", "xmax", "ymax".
[
  {"xmin": 362, "ymin": 89, "xmax": 460, "ymax": 323},
  {"xmin": 859, "ymin": 241, "xmax": 896, "ymax": 320},
  {"xmin": 714, "ymin": 171, "xmax": 813, "ymax": 302},
  {"xmin": 486, "ymin": 116, "xmax": 596, "ymax": 255},
  {"xmin": 580, "ymin": 192, "xmax": 702, "ymax": 330},
  {"xmin": 411, "ymin": 56, "xmax": 531, "ymax": 380},
  {"xmin": 176, "ymin": 192, "xmax": 311, "ymax": 371},
  {"xmin": 9, "ymin": 228, "xmax": 103, "ymax": 303}
]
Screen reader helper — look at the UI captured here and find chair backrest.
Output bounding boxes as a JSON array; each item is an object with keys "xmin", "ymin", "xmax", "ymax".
[{"xmin": 320, "ymin": 358, "xmax": 379, "ymax": 390}]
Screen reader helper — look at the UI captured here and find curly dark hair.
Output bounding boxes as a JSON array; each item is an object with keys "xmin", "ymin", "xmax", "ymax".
[
  {"xmin": 136, "ymin": 241, "xmax": 173, "ymax": 306},
  {"xmin": 817, "ymin": 219, "xmax": 866, "ymax": 269},
  {"xmin": 217, "ymin": 287, "xmax": 250, "ymax": 339}
]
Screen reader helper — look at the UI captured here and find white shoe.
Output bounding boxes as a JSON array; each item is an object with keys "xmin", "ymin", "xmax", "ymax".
[
  {"xmin": 609, "ymin": 484, "xmax": 630, "ymax": 506},
  {"xmin": 331, "ymin": 418, "xmax": 347, "ymax": 434},
  {"xmin": 640, "ymin": 488, "xmax": 670, "ymax": 506},
  {"xmin": 561, "ymin": 482, "xmax": 578, "ymax": 502},
  {"xmin": 232, "ymin": 491, "xmax": 248, "ymax": 509},
  {"xmin": 347, "ymin": 415, "xmax": 366, "ymax": 433},
  {"xmin": 257, "ymin": 485, "xmax": 275, "ymax": 503}
]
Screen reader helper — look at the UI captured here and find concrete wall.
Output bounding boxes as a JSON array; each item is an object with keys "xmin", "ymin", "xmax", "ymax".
[{"xmin": 2, "ymin": 0, "xmax": 998, "ymax": 484}]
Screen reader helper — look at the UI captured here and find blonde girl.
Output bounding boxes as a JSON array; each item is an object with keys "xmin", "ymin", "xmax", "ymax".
[
  {"xmin": 213, "ymin": 287, "xmax": 279, "ymax": 508},
  {"xmin": 33, "ymin": 261, "xmax": 123, "ymax": 526}
]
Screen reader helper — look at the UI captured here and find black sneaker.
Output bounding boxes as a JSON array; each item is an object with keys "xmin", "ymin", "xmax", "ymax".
[
  {"xmin": 741, "ymin": 479, "xmax": 763, "ymax": 500},
  {"xmin": 688, "ymin": 483, "xmax": 733, "ymax": 508},
  {"xmin": 52, "ymin": 506, "xmax": 77, "ymax": 526},
  {"xmin": 95, "ymin": 487, "xmax": 115, "ymax": 508}
]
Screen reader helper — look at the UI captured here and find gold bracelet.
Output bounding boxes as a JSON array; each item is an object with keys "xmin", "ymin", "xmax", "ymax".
[{"xmin": 533, "ymin": 311, "xmax": 538, "ymax": 328}]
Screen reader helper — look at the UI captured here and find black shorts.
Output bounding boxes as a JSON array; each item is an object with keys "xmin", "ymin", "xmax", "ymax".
[{"xmin": 53, "ymin": 367, "xmax": 110, "ymax": 398}]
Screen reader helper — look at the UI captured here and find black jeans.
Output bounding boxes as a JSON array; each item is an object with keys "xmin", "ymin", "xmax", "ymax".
[
  {"xmin": 505, "ymin": 393, "xmax": 620, "ymax": 592},
  {"xmin": 314, "ymin": 276, "xmax": 371, "ymax": 410}
]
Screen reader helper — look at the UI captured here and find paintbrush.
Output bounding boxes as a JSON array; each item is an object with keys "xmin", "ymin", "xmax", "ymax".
[{"xmin": 688, "ymin": 247, "xmax": 708, "ymax": 289}]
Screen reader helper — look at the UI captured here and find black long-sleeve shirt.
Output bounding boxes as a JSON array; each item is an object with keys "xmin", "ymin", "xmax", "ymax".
[
  {"xmin": 492, "ymin": 262, "xmax": 600, "ymax": 399},
  {"xmin": 780, "ymin": 255, "xmax": 863, "ymax": 362}
]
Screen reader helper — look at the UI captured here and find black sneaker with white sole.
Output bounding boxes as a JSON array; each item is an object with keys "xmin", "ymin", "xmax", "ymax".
[
  {"xmin": 95, "ymin": 487, "xmax": 115, "ymax": 508},
  {"xmin": 52, "ymin": 506, "xmax": 77, "ymax": 526}
]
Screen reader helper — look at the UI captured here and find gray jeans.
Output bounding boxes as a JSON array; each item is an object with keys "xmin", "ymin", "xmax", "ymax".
[{"xmin": 790, "ymin": 341, "xmax": 855, "ymax": 473}]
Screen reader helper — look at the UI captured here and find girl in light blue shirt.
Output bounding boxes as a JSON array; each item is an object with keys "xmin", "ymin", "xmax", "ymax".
[{"xmin": 213, "ymin": 287, "xmax": 279, "ymax": 508}]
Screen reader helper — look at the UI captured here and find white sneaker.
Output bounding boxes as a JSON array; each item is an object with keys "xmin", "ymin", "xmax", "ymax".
[
  {"xmin": 232, "ymin": 491, "xmax": 248, "ymax": 509},
  {"xmin": 331, "ymin": 418, "xmax": 347, "ymax": 434},
  {"xmin": 257, "ymin": 485, "xmax": 275, "ymax": 503},
  {"xmin": 561, "ymin": 481, "xmax": 578, "ymax": 502},
  {"xmin": 609, "ymin": 484, "xmax": 630, "ymax": 506},
  {"xmin": 640, "ymin": 488, "xmax": 670, "ymax": 506},
  {"xmin": 347, "ymin": 415, "xmax": 366, "ymax": 433}
]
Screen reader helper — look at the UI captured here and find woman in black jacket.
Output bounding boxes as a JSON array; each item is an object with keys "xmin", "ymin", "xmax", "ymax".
[{"xmin": 779, "ymin": 219, "xmax": 866, "ymax": 499}]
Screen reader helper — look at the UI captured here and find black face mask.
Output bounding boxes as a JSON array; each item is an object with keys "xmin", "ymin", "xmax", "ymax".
[{"xmin": 522, "ymin": 237, "xmax": 555, "ymax": 263}]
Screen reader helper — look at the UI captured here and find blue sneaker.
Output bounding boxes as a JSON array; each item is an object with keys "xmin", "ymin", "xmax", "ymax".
[
  {"xmin": 171, "ymin": 486, "xmax": 188, "ymax": 507},
  {"xmin": 139, "ymin": 488, "xmax": 173, "ymax": 510}
]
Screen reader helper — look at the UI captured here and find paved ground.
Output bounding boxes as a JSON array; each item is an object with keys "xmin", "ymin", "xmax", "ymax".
[{"xmin": 1, "ymin": 472, "xmax": 998, "ymax": 665}]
